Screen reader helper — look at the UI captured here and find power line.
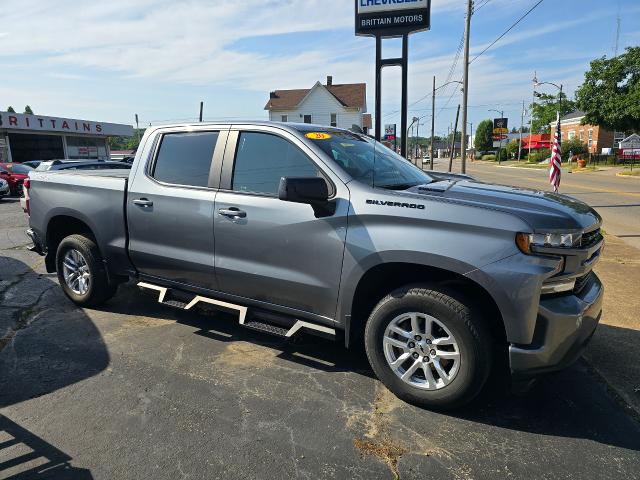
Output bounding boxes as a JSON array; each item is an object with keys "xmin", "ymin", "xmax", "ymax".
[
  {"xmin": 382, "ymin": 29, "xmax": 465, "ymax": 119},
  {"xmin": 469, "ymin": 0, "xmax": 545, "ymax": 64},
  {"xmin": 474, "ymin": 0, "xmax": 492, "ymax": 14}
]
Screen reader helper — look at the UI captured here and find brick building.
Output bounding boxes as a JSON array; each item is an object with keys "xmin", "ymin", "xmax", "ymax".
[{"xmin": 551, "ymin": 111, "xmax": 623, "ymax": 153}]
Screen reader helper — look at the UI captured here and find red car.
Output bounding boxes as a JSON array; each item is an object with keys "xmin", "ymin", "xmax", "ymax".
[{"xmin": 0, "ymin": 162, "xmax": 34, "ymax": 196}]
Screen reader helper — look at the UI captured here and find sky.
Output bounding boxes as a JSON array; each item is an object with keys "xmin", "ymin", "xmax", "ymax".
[{"xmin": 1, "ymin": 0, "xmax": 638, "ymax": 138}]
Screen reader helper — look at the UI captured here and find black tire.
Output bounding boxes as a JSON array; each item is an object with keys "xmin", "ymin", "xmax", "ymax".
[
  {"xmin": 364, "ymin": 284, "xmax": 492, "ymax": 410},
  {"xmin": 56, "ymin": 234, "xmax": 117, "ymax": 307}
]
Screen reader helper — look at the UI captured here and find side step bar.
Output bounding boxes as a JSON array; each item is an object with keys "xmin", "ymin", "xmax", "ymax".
[{"xmin": 137, "ymin": 282, "xmax": 335, "ymax": 339}]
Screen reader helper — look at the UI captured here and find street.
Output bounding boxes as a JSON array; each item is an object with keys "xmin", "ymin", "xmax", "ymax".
[{"xmin": 1, "ymin": 196, "xmax": 639, "ymax": 479}]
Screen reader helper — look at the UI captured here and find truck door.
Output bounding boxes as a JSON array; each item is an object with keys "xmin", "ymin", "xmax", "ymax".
[
  {"xmin": 127, "ymin": 128, "xmax": 227, "ymax": 290},
  {"xmin": 213, "ymin": 127, "xmax": 349, "ymax": 320}
]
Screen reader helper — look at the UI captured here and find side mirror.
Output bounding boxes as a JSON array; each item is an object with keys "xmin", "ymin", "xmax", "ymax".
[
  {"xmin": 278, "ymin": 177, "xmax": 335, "ymax": 217},
  {"xmin": 278, "ymin": 177, "xmax": 329, "ymax": 204}
]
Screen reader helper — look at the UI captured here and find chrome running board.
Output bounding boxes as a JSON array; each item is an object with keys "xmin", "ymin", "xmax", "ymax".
[{"xmin": 137, "ymin": 282, "xmax": 335, "ymax": 339}]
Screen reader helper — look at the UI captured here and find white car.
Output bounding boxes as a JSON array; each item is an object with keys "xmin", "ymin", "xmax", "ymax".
[{"xmin": 0, "ymin": 178, "xmax": 9, "ymax": 200}]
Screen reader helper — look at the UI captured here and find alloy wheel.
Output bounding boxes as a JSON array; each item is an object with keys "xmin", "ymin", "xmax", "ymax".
[
  {"xmin": 383, "ymin": 312, "xmax": 461, "ymax": 390},
  {"xmin": 62, "ymin": 249, "xmax": 91, "ymax": 295}
]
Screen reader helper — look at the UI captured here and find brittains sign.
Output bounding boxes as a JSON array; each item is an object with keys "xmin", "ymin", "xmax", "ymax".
[
  {"xmin": 355, "ymin": 0, "xmax": 431, "ymax": 37},
  {"xmin": 0, "ymin": 111, "xmax": 134, "ymax": 137}
]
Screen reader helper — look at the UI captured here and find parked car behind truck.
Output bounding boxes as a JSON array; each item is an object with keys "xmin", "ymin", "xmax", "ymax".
[{"xmin": 24, "ymin": 122, "xmax": 604, "ymax": 409}]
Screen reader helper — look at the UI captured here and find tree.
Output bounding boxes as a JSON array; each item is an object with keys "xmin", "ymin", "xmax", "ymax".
[
  {"xmin": 7, "ymin": 106, "xmax": 15, "ymax": 113},
  {"xmin": 474, "ymin": 119, "xmax": 493, "ymax": 152},
  {"xmin": 505, "ymin": 140, "xmax": 520, "ymax": 159},
  {"xmin": 24, "ymin": 105, "xmax": 34, "ymax": 114},
  {"xmin": 561, "ymin": 138, "xmax": 587, "ymax": 159},
  {"xmin": 530, "ymin": 93, "xmax": 576, "ymax": 134},
  {"xmin": 575, "ymin": 47, "xmax": 640, "ymax": 133}
]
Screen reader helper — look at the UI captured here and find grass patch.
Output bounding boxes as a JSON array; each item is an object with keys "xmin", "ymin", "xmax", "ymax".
[
  {"xmin": 569, "ymin": 166, "xmax": 600, "ymax": 173},
  {"xmin": 618, "ymin": 169, "xmax": 640, "ymax": 176}
]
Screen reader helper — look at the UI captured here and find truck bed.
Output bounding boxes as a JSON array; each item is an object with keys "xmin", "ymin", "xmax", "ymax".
[{"xmin": 28, "ymin": 169, "xmax": 131, "ymax": 275}]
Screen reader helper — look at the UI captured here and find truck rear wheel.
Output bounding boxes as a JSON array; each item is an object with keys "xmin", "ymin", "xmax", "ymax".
[
  {"xmin": 364, "ymin": 284, "xmax": 492, "ymax": 410},
  {"xmin": 56, "ymin": 234, "xmax": 117, "ymax": 307}
]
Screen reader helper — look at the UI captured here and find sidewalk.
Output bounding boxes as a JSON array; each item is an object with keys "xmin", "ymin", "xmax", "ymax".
[{"xmin": 588, "ymin": 233, "xmax": 640, "ymax": 416}]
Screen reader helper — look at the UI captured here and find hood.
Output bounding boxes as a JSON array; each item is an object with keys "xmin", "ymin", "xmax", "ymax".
[{"xmin": 406, "ymin": 179, "xmax": 601, "ymax": 231}]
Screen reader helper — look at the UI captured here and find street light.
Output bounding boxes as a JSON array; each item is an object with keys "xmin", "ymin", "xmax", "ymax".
[
  {"xmin": 489, "ymin": 108, "xmax": 504, "ymax": 164},
  {"xmin": 406, "ymin": 117, "xmax": 419, "ymax": 162},
  {"xmin": 534, "ymin": 80, "xmax": 564, "ymax": 122}
]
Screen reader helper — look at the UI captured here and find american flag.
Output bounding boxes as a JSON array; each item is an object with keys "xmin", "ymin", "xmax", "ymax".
[{"xmin": 549, "ymin": 112, "xmax": 562, "ymax": 192}]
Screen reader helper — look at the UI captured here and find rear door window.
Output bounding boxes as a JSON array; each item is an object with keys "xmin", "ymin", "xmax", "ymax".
[{"xmin": 152, "ymin": 132, "xmax": 219, "ymax": 187}]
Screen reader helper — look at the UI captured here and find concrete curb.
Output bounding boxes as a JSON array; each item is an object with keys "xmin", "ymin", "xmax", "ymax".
[{"xmin": 616, "ymin": 172, "xmax": 640, "ymax": 179}]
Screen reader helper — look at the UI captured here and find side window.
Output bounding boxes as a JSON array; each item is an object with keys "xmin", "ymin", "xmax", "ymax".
[
  {"xmin": 232, "ymin": 132, "xmax": 320, "ymax": 196},
  {"xmin": 152, "ymin": 131, "xmax": 219, "ymax": 187},
  {"xmin": 303, "ymin": 115, "xmax": 312, "ymax": 124}
]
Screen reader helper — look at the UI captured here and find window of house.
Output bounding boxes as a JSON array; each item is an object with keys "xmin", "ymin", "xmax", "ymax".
[
  {"xmin": 303, "ymin": 115, "xmax": 312, "ymax": 124},
  {"xmin": 281, "ymin": 115, "xmax": 288, "ymax": 122},
  {"xmin": 232, "ymin": 132, "xmax": 320, "ymax": 196},
  {"xmin": 568, "ymin": 131, "xmax": 575, "ymax": 140},
  {"xmin": 579, "ymin": 130, "xmax": 584, "ymax": 142},
  {"xmin": 588, "ymin": 129, "xmax": 593, "ymax": 148},
  {"xmin": 151, "ymin": 131, "xmax": 219, "ymax": 187},
  {"xmin": 330, "ymin": 113, "xmax": 337, "ymax": 127}
]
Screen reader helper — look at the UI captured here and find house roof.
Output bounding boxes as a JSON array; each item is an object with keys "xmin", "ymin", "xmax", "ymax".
[
  {"xmin": 560, "ymin": 110, "xmax": 585, "ymax": 122},
  {"xmin": 265, "ymin": 82, "xmax": 366, "ymax": 110}
]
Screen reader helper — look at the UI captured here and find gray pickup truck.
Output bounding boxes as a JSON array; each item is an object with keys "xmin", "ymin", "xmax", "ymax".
[{"xmin": 24, "ymin": 122, "xmax": 604, "ymax": 409}]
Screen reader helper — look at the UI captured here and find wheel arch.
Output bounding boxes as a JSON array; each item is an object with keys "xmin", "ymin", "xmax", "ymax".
[
  {"xmin": 345, "ymin": 262, "xmax": 506, "ymax": 349},
  {"xmin": 45, "ymin": 214, "xmax": 99, "ymax": 272}
]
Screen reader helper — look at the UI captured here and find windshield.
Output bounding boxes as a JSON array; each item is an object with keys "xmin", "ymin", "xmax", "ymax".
[
  {"xmin": 7, "ymin": 164, "xmax": 34, "ymax": 174},
  {"xmin": 304, "ymin": 131, "xmax": 432, "ymax": 189}
]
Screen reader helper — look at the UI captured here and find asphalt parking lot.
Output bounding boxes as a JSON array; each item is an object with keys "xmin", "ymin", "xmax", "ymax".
[{"xmin": 1, "ymin": 197, "xmax": 639, "ymax": 480}]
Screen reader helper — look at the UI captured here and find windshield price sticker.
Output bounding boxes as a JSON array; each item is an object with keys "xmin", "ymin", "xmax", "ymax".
[{"xmin": 306, "ymin": 132, "xmax": 332, "ymax": 140}]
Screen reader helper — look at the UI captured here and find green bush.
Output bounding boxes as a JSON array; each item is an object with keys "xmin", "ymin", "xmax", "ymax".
[
  {"xmin": 527, "ymin": 148, "xmax": 551, "ymax": 163},
  {"xmin": 504, "ymin": 140, "xmax": 520, "ymax": 159},
  {"xmin": 496, "ymin": 149, "xmax": 509, "ymax": 162},
  {"xmin": 481, "ymin": 154, "xmax": 496, "ymax": 161},
  {"xmin": 561, "ymin": 138, "xmax": 587, "ymax": 159}
]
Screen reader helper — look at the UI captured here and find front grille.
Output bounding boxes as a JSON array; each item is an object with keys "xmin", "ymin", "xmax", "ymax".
[
  {"xmin": 581, "ymin": 228, "xmax": 602, "ymax": 248},
  {"xmin": 574, "ymin": 271, "xmax": 593, "ymax": 295}
]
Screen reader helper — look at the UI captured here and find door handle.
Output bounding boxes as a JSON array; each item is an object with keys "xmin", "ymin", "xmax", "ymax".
[
  {"xmin": 133, "ymin": 198, "xmax": 153, "ymax": 207},
  {"xmin": 218, "ymin": 207, "xmax": 246, "ymax": 218}
]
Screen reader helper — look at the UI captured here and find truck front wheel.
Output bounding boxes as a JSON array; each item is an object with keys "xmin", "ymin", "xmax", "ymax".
[
  {"xmin": 56, "ymin": 234, "xmax": 117, "ymax": 307},
  {"xmin": 364, "ymin": 284, "xmax": 492, "ymax": 410}
]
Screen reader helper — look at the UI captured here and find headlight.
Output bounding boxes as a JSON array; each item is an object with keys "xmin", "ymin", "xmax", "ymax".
[{"xmin": 516, "ymin": 232, "xmax": 582, "ymax": 254}]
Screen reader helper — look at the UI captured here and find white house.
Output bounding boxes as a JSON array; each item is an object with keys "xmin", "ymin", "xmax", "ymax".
[{"xmin": 265, "ymin": 76, "xmax": 371, "ymax": 133}]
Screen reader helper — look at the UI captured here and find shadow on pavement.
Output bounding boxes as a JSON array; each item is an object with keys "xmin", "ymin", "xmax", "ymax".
[
  {"xmin": 103, "ymin": 282, "xmax": 640, "ymax": 453},
  {"xmin": 0, "ymin": 258, "xmax": 110, "ymax": 408},
  {"xmin": 0, "ymin": 415, "xmax": 93, "ymax": 479},
  {"xmin": 1, "ymin": 257, "xmax": 109, "ymax": 479}
]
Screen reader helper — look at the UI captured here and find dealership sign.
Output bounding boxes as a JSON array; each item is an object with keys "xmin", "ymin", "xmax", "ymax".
[
  {"xmin": 384, "ymin": 124, "xmax": 397, "ymax": 140},
  {"xmin": 0, "ymin": 111, "xmax": 134, "ymax": 137},
  {"xmin": 355, "ymin": 0, "xmax": 431, "ymax": 37}
]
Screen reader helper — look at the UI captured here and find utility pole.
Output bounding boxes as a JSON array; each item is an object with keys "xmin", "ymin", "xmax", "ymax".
[
  {"xmin": 449, "ymin": 104, "xmax": 460, "ymax": 172},
  {"xmin": 529, "ymin": 72, "xmax": 537, "ymax": 159},
  {"xmin": 518, "ymin": 100, "xmax": 525, "ymax": 162},
  {"xmin": 430, "ymin": 76, "xmax": 435, "ymax": 170},
  {"xmin": 415, "ymin": 119, "xmax": 420, "ymax": 164},
  {"xmin": 460, "ymin": 0, "xmax": 473, "ymax": 174},
  {"xmin": 199, "ymin": 102, "xmax": 204, "ymax": 122}
]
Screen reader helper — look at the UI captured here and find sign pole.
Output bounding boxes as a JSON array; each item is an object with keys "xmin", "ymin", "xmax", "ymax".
[
  {"xmin": 375, "ymin": 36, "xmax": 382, "ymax": 142},
  {"xmin": 355, "ymin": 0, "xmax": 431, "ymax": 159},
  {"xmin": 400, "ymin": 34, "xmax": 409, "ymax": 159}
]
